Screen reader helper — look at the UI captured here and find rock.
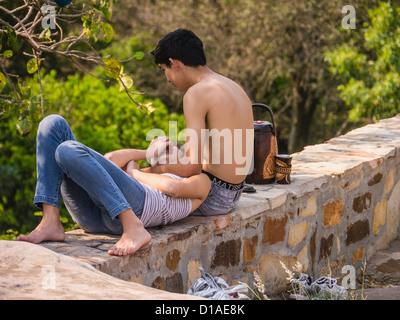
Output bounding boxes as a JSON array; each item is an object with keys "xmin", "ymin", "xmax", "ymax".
[{"xmin": 0, "ymin": 240, "xmax": 202, "ymax": 300}]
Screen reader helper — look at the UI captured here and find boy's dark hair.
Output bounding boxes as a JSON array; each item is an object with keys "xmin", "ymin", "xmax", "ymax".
[{"xmin": 151, "ymin": 29, "xmax": 207, "ymax": 67}]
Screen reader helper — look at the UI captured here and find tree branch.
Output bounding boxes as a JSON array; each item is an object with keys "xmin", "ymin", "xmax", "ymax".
[
  {"xmin": 0, "ymin": 0, "xmax": 145, "ymax": 119},
  {"xmin": 34, "ymin": 50, "xmax": 45, "ymax": 116}
]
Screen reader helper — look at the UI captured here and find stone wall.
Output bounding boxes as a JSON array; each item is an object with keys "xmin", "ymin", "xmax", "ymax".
[{"xmin": 41, "ymin": 115, "xmax": 400, "ymax": 295}]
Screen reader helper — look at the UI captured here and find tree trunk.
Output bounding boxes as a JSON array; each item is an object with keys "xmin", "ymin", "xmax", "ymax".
[{"xmin": 288, "ymin": 85, "xmax": 318, "ymax": 154}]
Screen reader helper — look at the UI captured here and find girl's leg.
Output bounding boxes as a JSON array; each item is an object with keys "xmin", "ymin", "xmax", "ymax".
[
  {"xmin": 62, "ymin": 176, "xmax": 151, "ymax": 256},
  {"xmin": 16, "ymin": 203, "xmax": 65, "ymax": 243},
  {"xmin": 109, "ymin": 208, "xmax": 151, "ymax": 256},
  {"xmin": 19, "ymin": 114, "xmax": 150, "ymax": 255},
  {"xmin": 60, "ymin": 176, "xmax": 118, "ymax": 234},
  {"xmin": 55, "ymin": 140, "xmax": 151, "ymax": 255},
  {"xmin": 17, "ymin": 114, "xmax": 75, "ymax": 243},
  {"xmin": 54, "ymin": 140, "xmax": 146, "ymax": 221},
  {"xmin": 30, "ymin": 114, "xmax": 135, "ymax": 235},
  {"xmin": 33, "ymin": 114, "xmax": 76, "ymax": 209}
]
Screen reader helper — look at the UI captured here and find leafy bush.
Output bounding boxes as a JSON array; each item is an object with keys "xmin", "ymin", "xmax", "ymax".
[
  {"xmin": 0, "ymin": 71, "xmax": 185, "ymax": 236},
  {"xmin": 324, "ymin": 2, "xmax": 400, "ymax": 122}
]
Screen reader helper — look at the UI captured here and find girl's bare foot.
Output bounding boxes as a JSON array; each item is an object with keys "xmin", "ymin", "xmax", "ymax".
[
  {"xmin": 107, "ymin": 228, "xmax": 151, "ymax": 256},
  {"xmin": 16, "ymin": 204, "xmax": 65, "ymax": 244},
  {"xmin": 107, "ymin": 209, "xmax": 151, "ymax": 256}
]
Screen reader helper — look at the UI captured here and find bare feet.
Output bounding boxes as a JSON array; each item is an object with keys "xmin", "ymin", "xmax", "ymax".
[
  {"xmin": 16, "ymin": 204, "xmax": 65, "ymax": 244},
  {"xmin": 107, "ymin": 229, "xmax": 151, "ymax": 256},
  {"xmin": 107, "ymin": 209, "xmax": 151, "ymax": 256}
]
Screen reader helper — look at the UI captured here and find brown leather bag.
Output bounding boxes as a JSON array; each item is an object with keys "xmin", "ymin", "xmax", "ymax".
[{"xmin": 246, "ymin": 103, "xmax": 278, "ymax": 184}]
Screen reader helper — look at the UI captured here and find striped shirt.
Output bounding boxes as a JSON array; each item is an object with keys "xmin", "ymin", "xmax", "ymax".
[{"xmin": 139, "ymin": 173, "xmax": 192, "ymax": 228}]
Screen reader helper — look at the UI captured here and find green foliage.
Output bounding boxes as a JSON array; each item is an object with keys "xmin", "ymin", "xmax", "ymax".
[
  {"xmin": 0, "ymin": 112, "xmax": 39, "ymax": 235},
  {"xmin": 325, "ymin": 2, "xmax": 400, "ymax": 122},
  {"xmin": 33, "ymin": 70, "xmax": 185, "ymax": 152},
  {"xmin": 0, "ymin": 229, "xmax": 20, "ymax": 241},
  {"xmin": 0, "ymin": 72, "xmax": 5, "ymax": 92},
  {"xmin": 0, "ymin": 0, "xmax": 147, "ymax": 135},
  {"xmin": 81, "ymin": 14, "xmax": 114, "ymax": 44},
  {"xmin": 0, "ymin": 71, "xmax": 185, "ymax": 236},
  {"xmin": 111, "ymin": 0, "xmax": 381, "ymax": 153}
]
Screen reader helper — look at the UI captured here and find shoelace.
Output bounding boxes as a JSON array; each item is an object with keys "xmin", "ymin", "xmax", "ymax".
[
  {"xmin": 314, "ymin": 276, "xmax": 338, "ymax": 288},
  {"xmin": 292, "ymin": 274, "xmax": 347, "ymax": 299},
  {"xmin": 187, "ymin": 267, "xmax": 250, "ymax": 300}
]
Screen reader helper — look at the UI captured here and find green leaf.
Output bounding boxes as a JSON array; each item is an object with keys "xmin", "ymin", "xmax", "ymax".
[
  {"xmin": 104, "ymin": 57, "xmax": 121, "ymax": 79},
  {"xmin": 16, "ymin": 113, "xmax": 33, "ymax": 135},
  {"xmin": 0, "ymin": 72, "xmax": 6, "ymax": 93},
  {"xmin": 134, "ymin": 51, "xmax": 145, "ymax": 60},
  {"xmin": 102, "ymin": 23, "xmax": 114, "ymax": 43},
  {"xmin": 39, "ymin": 28, "xmax": 52, "ymax": 41},
  {"xmin": 81, "ymin": 14, "xmax": 91, "ymax": 27},
  {"xmin": 27, "ymin": 58, "xmax": 38, "ymax": 74},
  {"xmin": 119, "ymin": 74, "xmax": 133, "ymax": 92},
  {"xmin": 6, "ymin": 27, "xmax": 17, "ymax": 48},
  {"xmin": 3, "ymin": 50, "xmax": 13, "ymax": 59},
  {"xmin": 93, "ymin": 25, "xmax": 101, "ymax": 42},
  {"xmin": 100, "ymin": 4, "xmax": 113, "ymax": 21}
]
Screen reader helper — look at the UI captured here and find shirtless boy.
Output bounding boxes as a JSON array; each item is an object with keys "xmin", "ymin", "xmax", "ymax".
[{"xmin": 147, "ymin": 28, "xmax": 254, "ymax": 215}]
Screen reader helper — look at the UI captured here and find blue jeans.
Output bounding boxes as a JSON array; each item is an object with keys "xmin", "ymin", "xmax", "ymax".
[
  {"xmin": 190, "ymin": 181, "xmax": 243, "ymax": 216},
  {"xmin": 33, "ymin": 115, "xmax": 146, "ymax": 235}
]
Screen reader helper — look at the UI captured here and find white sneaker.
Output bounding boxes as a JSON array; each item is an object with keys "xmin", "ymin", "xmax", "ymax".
[
  {"xmin": 290, "ymin": 273, "xmax": 313, "ymax": 299},
  {"xmin": 310, "ymin": 276, "xmax": 347, "ymax": 300}
]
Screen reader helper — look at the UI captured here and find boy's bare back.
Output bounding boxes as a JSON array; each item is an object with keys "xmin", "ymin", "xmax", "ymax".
[
  {"xmin": 184, "ymin": 72, "xmax": 254, "ymax": 184},
  {"xmin": 150, "ymin": 28, "xmax": 254, "ymax": 184}
]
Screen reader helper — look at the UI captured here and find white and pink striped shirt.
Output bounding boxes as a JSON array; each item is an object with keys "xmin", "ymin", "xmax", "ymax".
[{"xmin": 138, "ymin": 173, "xmax": 192, "ymax": 228}]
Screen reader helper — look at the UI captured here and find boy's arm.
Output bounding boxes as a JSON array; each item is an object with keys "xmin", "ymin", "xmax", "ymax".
[{"xmin": 143, "ymin": 89, "xmax": 206, "ymax": 177}]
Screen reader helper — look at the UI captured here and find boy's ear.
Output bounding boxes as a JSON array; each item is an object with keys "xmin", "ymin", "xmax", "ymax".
[
  {"xmin": 169, "ymin": 58, "xmax": 176, "ymax": 67},
  {"xmin": 169, "ymin": 58, "xmax": 182, "ymax": 69}
]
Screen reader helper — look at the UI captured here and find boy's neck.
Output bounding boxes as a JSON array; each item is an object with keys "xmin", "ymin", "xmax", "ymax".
[{"xmin": 184, "ymin": 65, "xmax": 214, "ymax": 87}]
